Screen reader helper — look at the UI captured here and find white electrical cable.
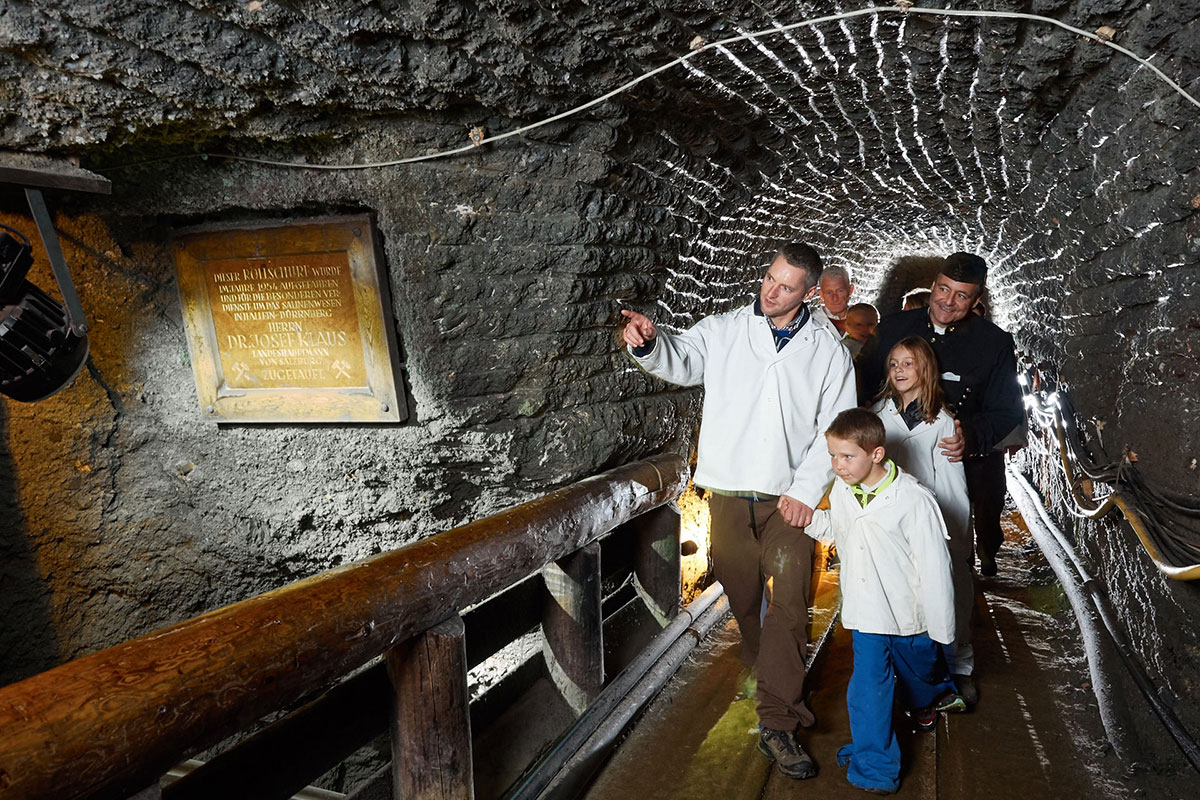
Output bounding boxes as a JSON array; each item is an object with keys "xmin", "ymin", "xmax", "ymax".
[{"xmin": 113, "ymin": 4, "xmax": 1199, "ymax": 171}]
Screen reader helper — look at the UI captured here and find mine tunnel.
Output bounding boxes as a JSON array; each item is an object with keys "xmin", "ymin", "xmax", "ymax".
[{"xmin": 1, "ymin": 2, "xmax": 1199, "ymax": 799}]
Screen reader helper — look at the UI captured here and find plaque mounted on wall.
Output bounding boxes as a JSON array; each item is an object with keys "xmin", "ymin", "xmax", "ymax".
[{"xmin": 173, "ymin": 215, "xmax": 406, "ymax": 423}]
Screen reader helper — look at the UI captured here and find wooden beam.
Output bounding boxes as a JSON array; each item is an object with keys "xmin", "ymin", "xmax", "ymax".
[
  {"xmin": 0, "ymin": 156, "xmax": 111, "ymax": 195},
  {"xmin": 632, "ymin": 504, "xmax": 682, "ymax": 624},
  {"xmin": 543, "ymin": 542, "xmax": 604, "ymax": 714},
  {"xmin": 0, "ymin": 454, "xmax": 687, "ymax": 800},
  {"xmin": 387, "ymin": 616, "xmax": 473, "ymax": 800}
]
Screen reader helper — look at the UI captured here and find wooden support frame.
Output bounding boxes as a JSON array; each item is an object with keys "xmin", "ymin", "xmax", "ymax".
[
  {"xmin": 162, "ymin": 664, "xmax": 391, "ymax": 800},
  {"xmin": 543, "ymin": 542, "xmax": 604, "ymax": 714},
  {"xmin": 0, "ymin": 455, "xmax": 686, "ymax": 800},
  {"xmin": 632, "ymin": 503, "xmax": 682, "ymax": 625},
  {"xmin": 0, "ymin": 153, "xmax": 112, "ymax": 195},
  {"xmin": 387, "ymin": 615, "xmax": 473, "ymax": 800}
]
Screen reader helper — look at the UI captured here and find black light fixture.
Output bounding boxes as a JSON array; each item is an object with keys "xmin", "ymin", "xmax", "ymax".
[
  {"xmin": 0, "ymin": 220, "xmax": 88, "ymax": 401},
  {"xmin": 0, "ymin": 156, "xmax": 109, "ymax": 402}
]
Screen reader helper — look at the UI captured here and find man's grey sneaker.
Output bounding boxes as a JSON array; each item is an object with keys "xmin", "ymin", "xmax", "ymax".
[
  {"xmin": 757, "ymin": 727, "xmax": 817, "ymax": 779},
  {"xmin": 952, "ymin": 673, "xmax": 979, "ymax": 706}
]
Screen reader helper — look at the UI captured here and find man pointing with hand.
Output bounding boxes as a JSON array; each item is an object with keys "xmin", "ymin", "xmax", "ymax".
[{"xmin": 622, "ymin": 242, "xmax": 856, "ymax": 779}]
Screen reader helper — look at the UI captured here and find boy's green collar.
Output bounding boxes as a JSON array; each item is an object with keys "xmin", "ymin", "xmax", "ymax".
[{"xmin": 851, "ymin": 459, "xmax": 896, "ymax": 507}]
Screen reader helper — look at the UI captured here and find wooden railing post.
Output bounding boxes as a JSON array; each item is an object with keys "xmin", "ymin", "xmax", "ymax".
[
  {"xmin": 386, "ymin": 615, "xmax": 473, "ymax": 800},
  {"xmin": 542, "ymin": 541, "xmax": 604, "ymax": 714},
  {"xmin": 0, "ymin": 454, "xmax": 687, "ymax": 800},
  {"xmin": 633, "ymin": 503, "xmax": 682, "ymax": 624}
]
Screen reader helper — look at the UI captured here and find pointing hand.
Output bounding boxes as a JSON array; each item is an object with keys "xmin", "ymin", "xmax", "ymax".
[{"xmin": 621, "ymin": 309, "xmax": 658, "ymax": 348}]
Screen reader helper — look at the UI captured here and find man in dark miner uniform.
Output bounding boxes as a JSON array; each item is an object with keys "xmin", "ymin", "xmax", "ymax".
[{"xmin": 858, "ymin": 252, "xmax": 1025, "ymax": 706}]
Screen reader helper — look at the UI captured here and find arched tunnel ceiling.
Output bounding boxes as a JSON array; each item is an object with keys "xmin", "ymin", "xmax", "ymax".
[
  {"xmin": 5, "ymin": 3, "xmax": 1195, "ymax": 275},
  {"xmin": 2, "ymin": 1, "xmax": 1198, "ymax": 477}
]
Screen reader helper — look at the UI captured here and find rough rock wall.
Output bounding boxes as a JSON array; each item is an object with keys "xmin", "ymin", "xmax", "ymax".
[
  {"xmin": 0, "ymin": 111, "xmax": 699, "ymax": 684},
  {"xmin": 999, "ymin": 2, "xmax": 1200, "ymax": 746},
  {"xmin": 1, "ymin": 2, "xmax": 1199, "ymax": 756}
]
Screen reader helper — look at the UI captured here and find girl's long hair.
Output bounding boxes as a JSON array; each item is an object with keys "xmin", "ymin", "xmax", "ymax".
[{"xmin": 880, "ymin": 336, "xmax": 948, "ymax": 424}]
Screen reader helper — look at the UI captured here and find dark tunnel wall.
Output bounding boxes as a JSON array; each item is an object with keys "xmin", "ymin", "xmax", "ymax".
[{"xmin": 2, "ymin": 0, "xmax": 1199, "ymax": 747}]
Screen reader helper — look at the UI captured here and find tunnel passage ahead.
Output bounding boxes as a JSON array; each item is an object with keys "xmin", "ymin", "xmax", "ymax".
[{"xmin": 1, "ymin": 0, "xmax": 1198, "ymax": 765}]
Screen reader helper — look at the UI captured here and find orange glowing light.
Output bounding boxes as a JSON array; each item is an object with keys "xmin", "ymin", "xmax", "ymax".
[{"xmin": 677, "ymin": 483, "xmax": 712, "ymax": 602}]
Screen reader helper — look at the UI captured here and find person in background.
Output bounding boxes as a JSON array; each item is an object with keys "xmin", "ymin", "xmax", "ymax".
[
  {"xmin": 815, "ymin": 265, "xmax": 855, "ymax": 334},
  {"xmin": 902, "ymin": 288, "xmax": 931, "ymax": 310},
  {"xmin": 620, "ymin": 242, "xmax": 856, "ymax": 780},
  {"xmin": 871, "ymin": 336, "xmax": 976, "ymax": 703},
  {"xmin": 842, "ymin": 302, "xmax": 879, "ymax": 360},
  {"xmin": 801, "ymin": 408, "xmax": 962, "ymax": 796}
]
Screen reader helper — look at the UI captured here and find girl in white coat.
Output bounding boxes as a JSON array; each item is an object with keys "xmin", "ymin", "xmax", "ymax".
[{"xmin": 872, "ymin": 336, "xmax": 977, "ymax": 692}]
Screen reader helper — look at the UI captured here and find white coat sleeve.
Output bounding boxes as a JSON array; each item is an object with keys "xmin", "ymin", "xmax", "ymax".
[
  {"xmin": 783, "ymin": 344, "xmax": 858, "ymax": 506},
  {"xmin": 803, "ymin": 508, "xmax": 835, "ymax": 544},
  {"xmin": 909, "ymin": 491, "xmax": 957, "ymax": 645},
  {"xmin": 930, "ymin": 413, "xmax": 971, "ymax": 532},
  {"xmin": 627, "ymin": 315, "xmax": 716, "ymax": 388}
]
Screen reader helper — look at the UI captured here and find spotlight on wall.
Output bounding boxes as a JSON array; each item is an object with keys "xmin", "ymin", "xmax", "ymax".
[
  {"xmin": 0, "ymin": 155, "xmax": 109, "ymax": 402},
  {"xmin": 0, "ymin": 221, "xmax": 89, "ymax": 401}
]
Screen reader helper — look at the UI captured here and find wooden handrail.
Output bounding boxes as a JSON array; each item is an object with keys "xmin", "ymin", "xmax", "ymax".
[{"xmin": 0, "ymin": 454, "xmax": 687, "ymax": 800}]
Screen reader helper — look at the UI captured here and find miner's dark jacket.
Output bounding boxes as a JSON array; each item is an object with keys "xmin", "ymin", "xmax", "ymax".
[{"xmin": 858, "ymin": 308, "xmax": 1025, "ymax": 457}]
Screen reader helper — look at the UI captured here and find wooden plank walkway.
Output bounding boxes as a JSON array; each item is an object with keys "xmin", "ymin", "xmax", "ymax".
[{"xmin": 583, "ymin": 516, "xmax": 1113, "ymax": 800}]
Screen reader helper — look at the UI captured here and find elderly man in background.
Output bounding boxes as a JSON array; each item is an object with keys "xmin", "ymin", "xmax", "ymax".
[
  {"xmin": 621, "ymin": 242, "xmax": 856, "ymax": 780},
  {"xmin": 814, "ymin": 265, "xmax": 855, "ymax": 335}
]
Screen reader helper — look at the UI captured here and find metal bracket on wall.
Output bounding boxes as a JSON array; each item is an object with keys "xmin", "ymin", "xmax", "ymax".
[
  {"xmin": 0, "ymin": 154, "xmax": 112, "ymax": 336},
  {"xmin": 24, "ymin": 187, "xmax": 88, "ymax": 336}
]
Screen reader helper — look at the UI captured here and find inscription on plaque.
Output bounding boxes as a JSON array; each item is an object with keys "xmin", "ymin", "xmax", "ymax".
[
  {"xmin": 206, "ymin": 253, "xmax": 366, "ymax": 389},
  {"xmin": 174, "ymin": 216, "xmax": 405, "ymax": 423}
]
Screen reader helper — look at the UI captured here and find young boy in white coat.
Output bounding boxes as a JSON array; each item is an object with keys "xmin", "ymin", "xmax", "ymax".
[{"xmin": 790, "ymin": 408, "xmax": 962, "ymax": 795}]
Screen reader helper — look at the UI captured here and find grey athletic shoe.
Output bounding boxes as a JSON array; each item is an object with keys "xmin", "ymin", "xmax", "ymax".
[{"xmin": 757, "ymin": 727, "xmax": 817, "ymax": 779}]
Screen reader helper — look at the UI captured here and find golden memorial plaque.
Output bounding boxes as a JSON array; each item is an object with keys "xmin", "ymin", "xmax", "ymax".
[{"xmin": 174, "ymin": 216, "xmax": 406, "ymax": 423}]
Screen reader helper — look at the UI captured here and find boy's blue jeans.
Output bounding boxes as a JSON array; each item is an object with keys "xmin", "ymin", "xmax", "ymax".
[{"xmin": 836, "ymin": 630, "xmax": 955, "ymax": 793}]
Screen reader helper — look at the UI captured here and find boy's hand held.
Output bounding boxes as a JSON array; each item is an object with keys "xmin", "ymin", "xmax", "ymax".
[{"xmin": 778, "ymin": 494, "xmax": 814, "ymax": 527}]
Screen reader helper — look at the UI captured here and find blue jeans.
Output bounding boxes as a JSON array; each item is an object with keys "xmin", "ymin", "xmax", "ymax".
[{"xmin": 836, "ymin": 631, "xmax": 955, "ymax": 793}]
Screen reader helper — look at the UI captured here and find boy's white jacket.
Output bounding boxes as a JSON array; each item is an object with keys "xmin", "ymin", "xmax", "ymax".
[
  {"xmin": 805, "ymin": 467, "xmax": 957, "ymax": 645},
  {"xmin": 628, "ymin": 304, "xmax": 855, "ymax": 507}
]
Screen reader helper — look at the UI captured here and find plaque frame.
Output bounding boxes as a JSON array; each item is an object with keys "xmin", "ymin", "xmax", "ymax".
[{"xmin": 173, "ymin": 214, "xmax": 407, "ymax": 423}]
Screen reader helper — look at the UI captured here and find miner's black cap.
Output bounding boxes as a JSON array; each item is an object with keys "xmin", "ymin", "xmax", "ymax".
[{"xmin": 942, "ymin": 252, "xmax": 987, "ymax": 285}]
